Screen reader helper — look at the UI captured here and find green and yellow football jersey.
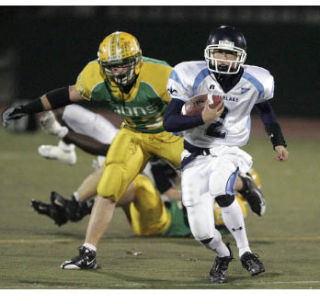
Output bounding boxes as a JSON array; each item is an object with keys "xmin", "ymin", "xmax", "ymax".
[{"xmin": 75, "ymin": 56, "xmax": 172, "ymax": 133}]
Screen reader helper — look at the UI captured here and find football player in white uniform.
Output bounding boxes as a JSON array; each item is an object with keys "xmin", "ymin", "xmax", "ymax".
[{"xmin": 164, "ymin": 25, "xmax": 288, "ymax": 283}]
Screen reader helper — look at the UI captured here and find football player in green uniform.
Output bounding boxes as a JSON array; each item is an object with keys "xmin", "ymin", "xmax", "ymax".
[{"xmin": 2, "ymin": 31, "xmax": 184, "ymax": 269}]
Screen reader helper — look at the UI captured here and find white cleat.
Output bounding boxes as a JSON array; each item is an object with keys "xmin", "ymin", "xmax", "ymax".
[{"xmin": 38, "ymin": 141, "xmax": 77, "ymax": 165}]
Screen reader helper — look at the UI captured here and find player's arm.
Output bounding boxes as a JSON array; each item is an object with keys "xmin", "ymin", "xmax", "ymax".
[
  {"xmin": 254, "ymin": 100, "xmax": 288, "ymax": 161},
  {"xmin": 2, "ymin": 85, "xmax": 83, "ymax": 127},
  {"xmin": 164, "ymin": 98, "xmax": 223, "ymax": 132}
]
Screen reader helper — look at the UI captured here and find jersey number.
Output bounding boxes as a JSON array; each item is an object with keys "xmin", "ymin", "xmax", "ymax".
[{"xmin": 205, "ymin": 107, "xmax": 229, "ymax": 138}]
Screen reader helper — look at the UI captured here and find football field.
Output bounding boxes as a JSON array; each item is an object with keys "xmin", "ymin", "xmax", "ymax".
[{"xmin": 0, "ymin": 124, "xmax": 320, "ymax": 290}]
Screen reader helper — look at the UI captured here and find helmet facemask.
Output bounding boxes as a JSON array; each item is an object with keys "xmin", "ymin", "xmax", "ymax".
[
  {"xmin": 99, "ymin": 54, "xmax": 141, "ymax": 86},
  {"xmin": 204, "ymin": 41, "xmax": 247, "ymax": 75}
]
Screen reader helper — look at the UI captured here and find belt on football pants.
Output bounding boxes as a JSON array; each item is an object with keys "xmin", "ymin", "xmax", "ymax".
[{"xmin": 179, "ymin": 141, "xmax": 210, "ymax": 170}]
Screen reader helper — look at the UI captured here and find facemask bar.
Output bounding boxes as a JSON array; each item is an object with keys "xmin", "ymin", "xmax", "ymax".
[
  {"xmin": 204, "ymin": 44, "xmax": 247, "ymax": 75},
  {"xmin": 98, "ymin": 54, "xmax": 141, "ymax": 86}
]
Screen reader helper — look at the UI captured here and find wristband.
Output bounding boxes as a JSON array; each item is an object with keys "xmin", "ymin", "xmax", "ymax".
[{"xmin": 264, "ymin": 122, "xmax": 287, "ymax": 149}]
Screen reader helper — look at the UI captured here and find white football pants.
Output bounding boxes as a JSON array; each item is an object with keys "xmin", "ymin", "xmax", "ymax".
[{"xmin": 181, "ymin": 145, "xmax": 252, "ymax": 243}]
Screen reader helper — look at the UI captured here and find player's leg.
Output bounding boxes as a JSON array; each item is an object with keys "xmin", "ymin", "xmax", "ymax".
[
  {"xmin": 61, "ymin": 104, "xmax": 118, "ymax": 144},
  {"xmin": 146, "ymin": 131, "xmax": 184, "ymax": 168},
  {"xmin": 61, "ymin": 128, "xmax": 150, "ymax": 269},
  {"xmin": 128, "ymin": 174, "xmax": 171, "ymax": 236},
  {"xmin": 209, "ymin": 155, "xmax": 264, "ymax": 276},
  {"xmin": 181, "ymin": 161, "xmax": 233, "ymax": 283}
]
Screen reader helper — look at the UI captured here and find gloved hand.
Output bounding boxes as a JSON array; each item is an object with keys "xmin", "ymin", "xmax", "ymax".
[{"xmin": 2, "ymin": 106, "xmax": 26, "ymax": 127}]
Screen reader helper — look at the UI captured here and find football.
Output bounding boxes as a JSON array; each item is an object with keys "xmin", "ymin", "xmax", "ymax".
[{"xmin": 181, "ymin": 94, "xmax": 223, "ymax": 116}]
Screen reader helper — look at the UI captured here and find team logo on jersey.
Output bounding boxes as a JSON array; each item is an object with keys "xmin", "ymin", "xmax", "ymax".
[
  {"xmin": 209, "ymin": 84, "xmax": 215, "ymax": 90},
  {"xmin": 167, "ymin": 87, "xmax": 178, "ymax": 95},
  {"xmin": 113, "ymin": 104, "xmax": 159, "ymax": 116},
  {"xmin": 240, "ymin": 87, "xmax": 250, "ymax": 94}
]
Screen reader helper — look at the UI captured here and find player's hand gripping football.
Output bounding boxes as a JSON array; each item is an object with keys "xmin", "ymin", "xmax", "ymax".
[
  {"xmin": 2, "ymin": 106, "xmax": 26, "ymax": 127},
  {"xmin": 201, "ymin": 97, "xmax": 224, "ymax": 123},
  {"xmin": 274, "ymin": 145, "xmax": 289, "ymax": 162}
]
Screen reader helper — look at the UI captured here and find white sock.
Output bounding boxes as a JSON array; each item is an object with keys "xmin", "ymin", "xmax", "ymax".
[
  {"xmin": 221, "ymin": 198, "xmax": 251, "ymax": 257},
  {"xmin": 202, "ymin": 229, "xmax": 231, "ymax": 257},
  {"xmin": 57, "ymin": 126, "xmax": 69, "ymax": 139},
  {"xmin": 83, "ymin": 242, "xmax": 96, "ymax": 252},
  {"xmin": 73, "ymin": 192, "xmax": 80, "ymax": 203}
]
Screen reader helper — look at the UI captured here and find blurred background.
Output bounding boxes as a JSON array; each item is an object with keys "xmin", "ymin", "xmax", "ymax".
[{"xmin": 0, "ymin": 6, "xmax": 319, "ymax": 118}]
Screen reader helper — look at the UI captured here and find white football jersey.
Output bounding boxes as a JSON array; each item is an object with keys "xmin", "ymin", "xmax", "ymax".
[{"xmin": 167, "ymin": 61, "xmax": 274, "ymax": 147}]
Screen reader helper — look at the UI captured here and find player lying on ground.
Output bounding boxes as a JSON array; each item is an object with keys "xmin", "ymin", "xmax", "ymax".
[
  {"xmin": 32, "ymin": 151, "xmax": 258, "ymax": 238},
  {"xmin": 31, "ymin": 159, "xmax": 249, "ymax": 239}
]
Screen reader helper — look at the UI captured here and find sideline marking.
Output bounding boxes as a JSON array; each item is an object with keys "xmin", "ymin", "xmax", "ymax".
[
  {"xmin": 0, "ymin": 238, "xmax": 74, "ymax": 244},
  {"xmin": 0, "ymin": 235, "xmax": 320, "ymax": 244}
]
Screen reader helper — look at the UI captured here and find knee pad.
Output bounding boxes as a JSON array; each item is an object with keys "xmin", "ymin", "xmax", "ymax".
[
  {"xmin": 216, "ymin": 194, "xmax": 235, "ymax": 207},
  {"xmin": 199, "ymin": 230, "xmax": 222, "ymax": 251},
  {"xmin": 200, "ymin": 237, "xmax": 213, "ymax": 244}
]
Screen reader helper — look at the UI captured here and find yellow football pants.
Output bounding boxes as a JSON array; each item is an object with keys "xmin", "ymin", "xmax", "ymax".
[
  {"xmin": 97, "ymin": 126, "xmax": 183, "ymax": 201},
  {"xmin": 129, "ymin": 174, "xmax": 171, "ymax": 236}
]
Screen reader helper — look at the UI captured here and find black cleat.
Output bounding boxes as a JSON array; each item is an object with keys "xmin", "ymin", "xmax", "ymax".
[
  {"xmin": 50, "ymin": 191, "xmax": 86, "ymax": 222},
  {"xmin": 31, "ymin": 199, "xmax": 68, "ymax": 226},
  {"xmin": 61, "ymin": 246, "xmax": 98, "ymax": 270},
  {"xmin": 240, "ymin": 251, "xmax": 265, "ymax": 276},
  {"xmin": 239, "ymin": 173, "xmax": 266, "ymax": 216},
  {"xmin": 209, "ymin": 243, "xmax": 233, "ymax": 283}
]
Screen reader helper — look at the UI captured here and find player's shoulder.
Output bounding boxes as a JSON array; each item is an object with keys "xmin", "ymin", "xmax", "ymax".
[
  {"xmin": 142, "ymin": 56, "xmax": 171, "ymax": 67},
  {"xmin": 75, "ymin": 59, "xmax": 105, "ymax": 100},
  {"xmin": 242, "ymin": 64, "xmax": 274, "ymax": 100},
  {"xmin": 78, "ymin": 59, "xmax": 104, "ymax": 84},
  {"xmin": 243, "ymin": 64, "xmax": 273, "ymax": 82},
  {"xmin": 140, "ymin": 57, "xmax": 172, "ymax": 81}
]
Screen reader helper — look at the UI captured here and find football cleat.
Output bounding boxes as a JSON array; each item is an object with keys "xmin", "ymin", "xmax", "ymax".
[
  {"xmin": 238, "ymin": 173, "xmax": 266, "ymax": 216},
  {"xmin": 38, "ymin": 142, "xmax": 77, "ymax": 165},
  {"xmin": 31, "ymin": 199, "xmax": 68, "ymax": 226},
  {"xmin": 61, "ymin": 246, "xmax": 98, "ymax": 270},
  {"xmin": 240, "ymin": 251, "xmax": 265, "ymax": 276},
  {"xmin": 209, "ymin": 243, "xmax": 233, "ymax": 283},
  {"xmin": 50, "ymin": 191, "xmax": 91, "ymax": 222}
]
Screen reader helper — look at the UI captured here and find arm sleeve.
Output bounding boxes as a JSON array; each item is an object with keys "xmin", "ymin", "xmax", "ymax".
[
  {"xmin": 254, "ymin": 100, "xmax": 277, "ymax": 124},
  {"xmin": 163, "ymin": 98, "xmax": 204, "ymax": 132},
  {"xmin": 254, "ymin": 100, "xmax": 287, "ymax": 148}
]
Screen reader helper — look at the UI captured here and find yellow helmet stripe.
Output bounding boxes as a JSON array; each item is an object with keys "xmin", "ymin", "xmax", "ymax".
[{"xmin": 115, "ymin": 32, "xmax": 121, "ymax": 58}]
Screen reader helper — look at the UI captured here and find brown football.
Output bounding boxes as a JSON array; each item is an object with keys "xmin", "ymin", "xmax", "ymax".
[{"xmin": 181, "ymin": 94, "xmax": 223, "ymax": 116}]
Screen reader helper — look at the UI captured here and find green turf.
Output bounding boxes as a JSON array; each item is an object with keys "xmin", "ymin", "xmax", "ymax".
[{"xmin": 0, "ymin": 128, "xmax": 319, "ymax": 289}]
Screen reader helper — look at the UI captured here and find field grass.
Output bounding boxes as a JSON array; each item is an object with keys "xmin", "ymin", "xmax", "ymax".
[{"xmin": 0, "ymin": 127, "xmax": 320, "ymax": 290}]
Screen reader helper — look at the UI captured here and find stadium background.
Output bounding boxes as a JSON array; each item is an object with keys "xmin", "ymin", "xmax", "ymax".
[{"xmin": 0, "ymin": 6, "xmax": 320, "ymax": 118}]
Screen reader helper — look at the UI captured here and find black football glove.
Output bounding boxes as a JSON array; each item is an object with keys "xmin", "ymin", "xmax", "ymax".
[{"xmin": 2, "ymin": 106, "xmax": 26, "ymax": 127}]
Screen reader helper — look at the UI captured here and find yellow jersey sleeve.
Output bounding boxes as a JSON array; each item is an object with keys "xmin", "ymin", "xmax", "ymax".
[{"xmin": 75, "ymin": 60, "xmax": 105, "ymax": 101}]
